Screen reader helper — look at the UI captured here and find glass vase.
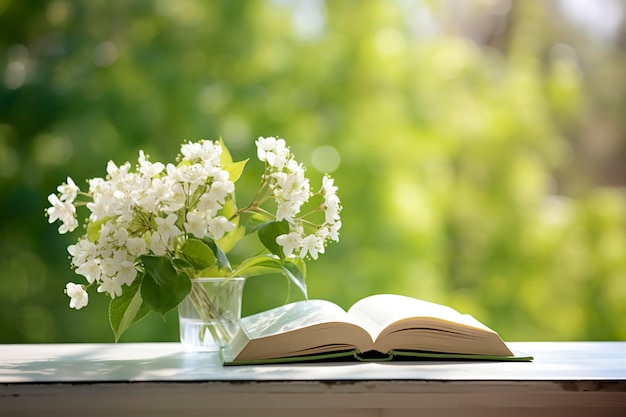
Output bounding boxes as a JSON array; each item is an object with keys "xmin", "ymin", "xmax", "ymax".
[{"xmin": 178, "ymin": 277, "xmax": 246, "ymax": 352}]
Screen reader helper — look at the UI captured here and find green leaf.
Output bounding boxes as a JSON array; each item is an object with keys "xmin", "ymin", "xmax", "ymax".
[
  {"xmin": 189, "ymin": 184, "xmax": 208, "ymax": 207},
  {"xmin": 218, "ymin": 137, "xmax": 249, "ymax": 182},
  {"xmin": 109, "ymin": 275, "xmax": 150, "ymax": 342},
  {"xmin": 222, "ymin": 159, "xmax": 249, "ymax": 182},
  {"xmin": 258, "ymin": 220, "xmax": 290, "ymax": 258},
  {"xmin": 279, "ymin": 260, "xmax": 307, "ymax": 300},
  {"xmin": 218, "ymin": 137, "xmax": 233, "ymax": 165},
  {"xmin": 245, "ymin": 216, "xmax": 271, "ymax": 234},
  {"xmin": 232, "ymin": 265, "xmax": 280, "ymax": 277},
  {"xmin": 216, "ymin": 225, "xmax": 245, "ymax": 254},
  {"xmin": 233, "ymin": 254, "xmax": 307, "ymax": 299},
  {"xmin": 287, "ymin": 255, "xmax": 307, "ymax": 278},
  {"xmin": 140, "ymin": 255, "xmax": 192, "ymax": 316},
  {"xmin": 172, "ymin": 257, "xmax": 193, "ymax": 270},
  {"xmin": 87, "ymin": 217, "xmax": 110, "ymax": 242},
  {"xmin": 180, "ymin": 238, "xmax": 216, "ymax": 270},
  {"xmin": 221, "ymin": 197, "xmax": 239, "ymax": 223},
  {"xmin": 201, "ymin": 236, "xmax": 232, "ymax": 271},
  {"xmin": 232, "ymin": 254, "xmax": 281, "ymax": 276},
  {"xmin": 197, "ymin": 264, "xmax": 226, "ymax": 277}
]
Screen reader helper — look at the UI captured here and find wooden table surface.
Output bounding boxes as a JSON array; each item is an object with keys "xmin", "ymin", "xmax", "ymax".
[{"xmin": 1, "ymin": 342, "xmax": 625, "ymax": 416}]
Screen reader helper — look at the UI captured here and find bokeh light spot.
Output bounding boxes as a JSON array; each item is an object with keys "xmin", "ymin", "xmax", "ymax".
[
  {"xmin": 373, "ymin": 27, "xmax": 406, "ymax": 56},
  {"xmin": 4, "ymin": 44, "xmax": 29, "ymax": 89},
  {"xmin": 46, "ymin": 1, "xmax": 70, "ymax": 26},
  {"xmin": 197, "ymin": 83, "xmax": 232, "ymax": 114},
  {"xmin": 0, "ymin": 144, "xmax": 18, "ymax": 178},
  {"xmin": 311, "ymin": 145, "xmax": 340, "ymax": 173},
  {"xmin": 32, "ymin": 134, "xmax": 74, "ymax": 166},
  {"xmin": 94, "ymin": 41, "xmax": 118, "ymax": 67},
  {"xmin": 220, "ymin": 116, "xmax": 250, "ymax": 149}
]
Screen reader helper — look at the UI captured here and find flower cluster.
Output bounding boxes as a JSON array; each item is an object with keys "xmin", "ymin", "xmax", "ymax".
[
  {"xmin": 46, "ymin": 137, "xmax": 341, "ymax": 339},
  {"xmin": 51, "ymin": 141, "xmax": 236, "ymax": 301},
  {"xmin": 257, "ymin": 137, "xmax": 341, "ymax": 260}
]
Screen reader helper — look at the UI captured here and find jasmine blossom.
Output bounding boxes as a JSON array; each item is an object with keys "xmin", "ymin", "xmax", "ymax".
[{"xmin": 46, "ymin": 137, "xmax": 342, "ymax": 339}]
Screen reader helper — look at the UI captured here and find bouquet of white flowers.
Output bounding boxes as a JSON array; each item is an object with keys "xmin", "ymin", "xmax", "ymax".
[{"xmin": 47, "ymin": 137, "xmax": 341, "ymax": 340}]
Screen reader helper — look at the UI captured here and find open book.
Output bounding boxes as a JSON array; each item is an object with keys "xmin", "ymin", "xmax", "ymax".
[{"xmin": 221, "ymin": 294, "xmax": 532, "ymax": 365}]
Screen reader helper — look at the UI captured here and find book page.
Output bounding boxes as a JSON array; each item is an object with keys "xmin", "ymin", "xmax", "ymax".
[
  {"xmin": 240, "ymin": 299, "xmax": 355, "ymax": 339},
  {"xmin": 347, "ymin": 294, "xmax": 494, "ymax": 341},
  {"xmin": 230, "ymin": 300, "xmax": 374, "ymax": 361}
]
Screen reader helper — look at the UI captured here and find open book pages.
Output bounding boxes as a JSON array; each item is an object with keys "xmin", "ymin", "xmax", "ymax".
[
  {"xmin": 347, "ymin": 294, "xmax": 512, "ymax": 355},
  {"xmin": 227, "ymin": 300, "xmax": 373, "ymax": 360},
  {"xmin": 224, "ymin": 294, "xmax": 515, "ymax": 363}
]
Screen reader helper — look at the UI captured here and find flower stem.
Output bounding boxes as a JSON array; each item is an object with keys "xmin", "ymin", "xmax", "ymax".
[{"xmin": 187, "ymin": 281, "xmax": 233, "ymax": 346}]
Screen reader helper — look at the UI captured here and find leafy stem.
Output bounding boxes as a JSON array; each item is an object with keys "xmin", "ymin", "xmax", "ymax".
[{"xmin": 230, "ymin": 178, "xmax": 272, "ymax": 220}]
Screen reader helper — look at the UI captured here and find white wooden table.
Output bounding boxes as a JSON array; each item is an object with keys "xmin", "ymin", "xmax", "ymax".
[{"xmin": 1, "ymin": 342, "xmax": 625, "ymax": 416}]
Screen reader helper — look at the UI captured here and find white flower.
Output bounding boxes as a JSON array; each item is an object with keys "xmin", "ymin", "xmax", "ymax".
[
  {"xmin": 165, "ymin": 163, "xmax": 184, "ymax": 182},
  {"xmin": 207, "ymin": 216, "xmax": 235, "ymax": 240},
  {"xmin": 126, "ymin": 237, "xmax": 147, "ymax": 258},
  {"xmin": 46, "ymin": 194, "xmax": 78, "ymax": 234},
  {"xmin": 325, "ymin": 199, "xmax": 341, "ymax": 224},
  {"xmin": 327, "ymin": 221, "xmax": 342, "ymax": 242},
  {"xmin": 211, "ymin": 168, "xmax": 229, "ymax": 182},
  {"xmin": 97, "ymin": 276, "xmax": 123, "ymax": 298},
  {"xmin": 57, "ymin": 177, "xmax": 79, "ymax": 203},
  {"xmin": 256, "ymin": 136, "xmax": 289, "ymax": 169},
  {"xmin": 180, "ymin": 141, "xmax": 204, "ymax": 161},
  {"xmin": 178, "ymin": 163, "xmax": 210, "ymax": 186},
  {"xmin": 87, "ymin": 177, "xmax": 105, "ymax": 193},
  {"xmin": 111, "ymin": 248, "xmax": 133, "ymax": 267},
  {"xmin": 268, "ymin": 169, "xmax": 310, "ymax": 222},
  {"xmin": 255, "ymin": 136, "xmax": 280, "ymax": 161},
  {"xmin": 155, "ymin": 214, "xmax": 181, "ymax": 243},
  {"xmin": 321, "ymin": 175, "xmax": 341, "ymax": 222},
  {"xmin": 285, "ymin": 158, "xmax": 305, "ymax": 175},
  {"xmin": 86, "ymin": 195, "xmax": 109, "ymax": 222},
  {"xmin": 65, "ymin": 283, "xmax": 89, "ymax": 310},
  {"xmin": 196, "ymin": 193, "xmax": 222, "ymax": 216},
  {"xmin": 112, "ymin": 192, "xmax": 134, "ymax": 224},
  {"xmin": 321, "ymin": 175, "xmax": 337, "ymax": 196},
  {"xmin": 181, "ymin": 140, "xmax": 222, "ymax": 165},
  {"xmin": 161, "ymin": 181, "xmax": 186, "ymax": 213},
  {"xmin": 68, "ymin": 239, "xmax": 97, "ymax": 267},
  {"xmin": 276, "ymin": 231, "xmax": 303, "ymax": 258},
  {"xmin": 185, "ymin": 211, "xmax": 208, "ymax": 238},
  {"xmin": 49, "ymin": 137, "xmax": 342, "ymax": 326},
  {"xmin": 274, "ymin": 171, "xmax": 309, "ymax": 201},
  {"xmin": 113, "ymin": 228, "xmax": 129, "ymax": 246},
  {"xmin": 97, "ymin": 222, "xmax": 116, "ymax": 245},
  {"xmin": 206, "ymin": 176, "xmax": 235, "ymax": 204},
  {"xmin": 138, "ymin": 177, "xmax": 166, "ymax": 212},
  {"xmin": 116, "ymin": 259, "xmax": 138, "ymax": 286},
  {"xmin": 300, "ymin": 234, "xmax": 325, "ymax": 260},
  {"xmin": 276, "ymin": 201, "xmax": 299, "ymax": 222},
  {"xmin": 106, "ymin": 160, "xmax": 130, "ymax": 181},
  {"xmin": 149, "ymin": 232, "xmax": 168, "ymax": 256},
  {"xmin": 75, "ymin": 258, "xmax": 101, "ymax": 284},
  {"xmin": 138, "ymin": 150, "xmax": 164, "ymax": 178}
]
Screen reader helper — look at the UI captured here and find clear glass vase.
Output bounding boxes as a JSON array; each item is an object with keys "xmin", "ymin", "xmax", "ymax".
[{"xmin": 178, "ymin": 277, "xmax": 246, "ymax": 352}]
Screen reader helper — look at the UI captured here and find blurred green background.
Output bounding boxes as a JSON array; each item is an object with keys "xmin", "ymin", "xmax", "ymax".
[{"xmin": 1, "ymin": 0, "xmax": 625, "ymax": 344}]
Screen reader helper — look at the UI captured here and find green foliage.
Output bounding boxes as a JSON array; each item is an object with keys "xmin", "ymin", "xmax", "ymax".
[
  {"xmin": 201, "ymin": 236, "xmax": 232, "ymax": 271},
  {"xmin": 109, "ymin": 276, "xmax": 150, "ymax": 342},
  {"xmin": 258, "ymin": 221, "xmax": 290, "ymax": 259},
  {"xmin": 1, "ymin": 0, "xmax": 625, "ymax": 343},
  {"xmin": 180, "ymin": 238, "xmax": 217, "ymax": 271},
  {"xmin": 232, "ymin": 254, "xmax": 307, "ymax": 300},
  {"xmin": 140, "ymin": 255, "xmax": 192, "ymax": 317},
  {"xmin": 110, "ymin": 221, "xmax": 308, "ymax": 339}
]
